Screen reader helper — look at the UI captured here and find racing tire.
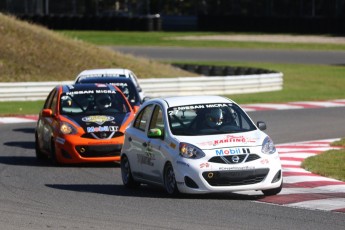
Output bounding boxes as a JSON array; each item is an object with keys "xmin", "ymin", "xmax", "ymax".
[
  {"xmin": 35, "ymin": 132, "xmax": 46, "ymax": 160},
  {"xmin": 50, "ymin": 139, "xmax": 60, "ymax": 165},
  {"xmin": 121, "ymin": 155, "xmax": 140, "ymax": 188},
  {"xmin": 163, "ymin": 162, "xmax": 179, "ymax": 195},
  {"xmin": 262, "ymin": 181, "xmax": 283, "ymax": 196}
]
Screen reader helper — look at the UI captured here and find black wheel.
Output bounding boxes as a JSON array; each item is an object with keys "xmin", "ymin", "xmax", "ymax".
[
  {"xmin": 50, "ymin": 139, "xmax": 59, "ymax": 165},
  {"xmin": 262, "ymin": 181, "xmax": 283, "ymax": 196},
  {"xmin": 163, "ymin": 162, "xmax": 179, "ymax": 195},
  {"xmin": 121, "ymin": 155, "xmax": 140, "ymax": 188},
  {"xmin": 35, "ymin": 132, "xmax": 46, "ymax": 160}
]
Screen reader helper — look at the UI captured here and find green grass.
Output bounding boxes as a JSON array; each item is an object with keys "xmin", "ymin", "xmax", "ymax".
[
  {"xmin": 302, "ymin": 138, "xmax": 345, "ymax": 181},
  {"xmin": 59, "ymin": 31, "xmax": 345, "ymax": 51},
  {"xmin": 0, "ymin": 101, "xmax": 44, "ymax": 116},
  {"xmin": 170, "ymin": 61, "xmax": 345, "ymax": 104}
]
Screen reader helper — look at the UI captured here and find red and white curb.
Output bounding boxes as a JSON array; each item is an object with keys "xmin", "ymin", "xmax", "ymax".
[
  {"xmin": 258, "ymin": 139, "xmax": 345, "ymax": 213},
  {"xmin": 242, "ymin": 99, "xmax": 345, "ymax": 112}
]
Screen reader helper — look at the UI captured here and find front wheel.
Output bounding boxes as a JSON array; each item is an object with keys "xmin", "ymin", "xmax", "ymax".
[
  {"xmin": 35, "ymin": 132, "xmax": 46, "ymax": 160},
  {"xmin": 163, "ymin": 162, "xmax": 179, "ymax": 195},
  {"xmin": 121, "ymin": 155, "xmax": 140, "ymax": 188},
  {"xmin": 262, "ymin": 181, "xmax": 283, "ymax": 196}
]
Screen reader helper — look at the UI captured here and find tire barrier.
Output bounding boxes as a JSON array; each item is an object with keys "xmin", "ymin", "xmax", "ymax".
[{"xmin": 172, "ymin": 64, "xmax": 275, "ymax": 76}]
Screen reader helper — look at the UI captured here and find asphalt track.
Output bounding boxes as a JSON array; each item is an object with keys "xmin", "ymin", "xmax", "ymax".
[
  {"xmin": 1, "ymin": 105, "xmax": 345, "ymax": 229},
  {"xmin": 109, "ymin": 46, "xmax": 345, "ymax": 65}
]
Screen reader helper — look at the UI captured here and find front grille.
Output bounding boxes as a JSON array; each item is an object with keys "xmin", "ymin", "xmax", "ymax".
[
  {"xmin": 81, "ymin": 132, "xmax": 124, "ymax": 139},
  {"xmin": 202, "ymin": 168, "xmax": 269, "ymax": 186},
  {"xmin": 76, "ymin": 144, "xmax": 122, "ymax": 158},
  {"xmin": 209, "ymin": 154, "xmax": 260, "ymax": 164}
]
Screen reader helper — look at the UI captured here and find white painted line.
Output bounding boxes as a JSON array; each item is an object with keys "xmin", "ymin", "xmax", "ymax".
[
  {"xmin": 283, "ymin": 175, "xmax": 338, "ymax": 184},
  {"xmin": 286, "ymin": 198, "xmax": 345, "ymax": 211}
]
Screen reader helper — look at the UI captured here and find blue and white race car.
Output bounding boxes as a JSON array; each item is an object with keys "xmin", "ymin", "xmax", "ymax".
[{"xmin": 120, "ymin": 95, "xmax": 282, "ymax": 195}]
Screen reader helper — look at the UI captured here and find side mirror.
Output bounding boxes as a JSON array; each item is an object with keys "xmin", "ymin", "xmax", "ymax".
[
  {"xmin": 257, "ymin": 121, "xmax": 267, "ymax": 131},
  {"xmin": 148, "ymin": 128, "xmax": 163, "ymax": 139},
  {"xmin": 132, "ymin": 105, "xmax": 140, "ymax": 113},
  {"xmin": 142, "ymin": 96, "xmax": 151, "ymax": 103},
  {"xmin": 42, "ymin": 109, "xmax": 53, "ymax": 117}
]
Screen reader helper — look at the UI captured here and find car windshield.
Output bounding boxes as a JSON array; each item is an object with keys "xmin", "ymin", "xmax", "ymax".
[
  {"xmin": 167, "ymin": 103, "xmax": 256, "ymax": 136},
  {"xmin": 60, "ymin": 90, "xmax": 130, "ymax": 115},
  {"xmin": 77, "ymin": 79, "xmax": 140, "ymax": 106}
]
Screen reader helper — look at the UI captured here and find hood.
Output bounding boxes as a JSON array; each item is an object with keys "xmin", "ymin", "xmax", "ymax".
[{"xmin": 176, "ymin": 130, "xmax": 266, "ymax": 150}]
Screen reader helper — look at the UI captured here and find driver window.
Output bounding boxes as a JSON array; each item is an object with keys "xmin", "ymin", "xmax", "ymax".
[
  {"xmin": 149, "ymin": 106, "xmax": 165, "ymax": 134},
  {"xmin": 133, "ymin": 104, "xmax": 154, "ymax": 131}
]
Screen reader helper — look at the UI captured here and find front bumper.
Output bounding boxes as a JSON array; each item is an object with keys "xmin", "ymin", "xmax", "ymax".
[
  {"xmin": 174, "ymin": 153, "xmax": 282, "ymax": 194},
  {"xmin": 54, "ymin": 135, "xmax": 123, "ymax": 163}
]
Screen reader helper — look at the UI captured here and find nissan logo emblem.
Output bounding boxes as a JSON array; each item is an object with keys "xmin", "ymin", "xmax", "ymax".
[{"xmin": 232, "ymin": 155, "xmax": 240, "ymax": 163}]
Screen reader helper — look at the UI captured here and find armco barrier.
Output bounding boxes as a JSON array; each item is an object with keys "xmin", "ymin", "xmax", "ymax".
[{"xmin": 0, "ymin": 73, "xmax": 283, "ymax": 101}]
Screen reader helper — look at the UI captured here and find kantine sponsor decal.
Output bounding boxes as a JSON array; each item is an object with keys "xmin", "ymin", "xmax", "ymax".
[
  {"xmin": 199, "ymin": 135, "xmax": 257, "ymax": 146},
  {"xmin": 82, "ymin": 115, "xmax": 114, "ymax": 125}
]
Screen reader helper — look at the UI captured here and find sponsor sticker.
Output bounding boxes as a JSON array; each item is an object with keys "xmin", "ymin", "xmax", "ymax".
[
  {"xmin": 56, "ymin": 137, "xmax": 66, "ymax": 145},
  {"xmin": 137, "ymin": 154, "xmax": 154, "ymax": 166},
  {"xmin": 218, "ymin": 166, "xmax": 255, "ymax": 171},
  {"xmin": 82, "ymin": 115, "xmax": 114, "ymax": 125},
  {"xmin": 215, "ymin": 148, "xmax": 251, "ymax": 155},
  {"xmin": 87, "ymin": 126, "xmax": 119, "ymax": 133},
  {"xmin": 199, "ymin": 135, "xmax": 257, "ymax": 146},
  {"xmin": 200, "ymin": 162, "xmax": 210, "ymax": 168}
]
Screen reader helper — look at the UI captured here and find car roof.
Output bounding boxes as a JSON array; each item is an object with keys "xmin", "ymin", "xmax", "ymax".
[
  {"xmin": 77, "ymin": 76, "xmax": 136, "ymax": 84},
  {"xmin": 151, "ymin": 95, "xmax": 235, "ymax": 108},
  {"xmin": 77, "ymin": 68, "xmax": 132, "ymax": 77}
]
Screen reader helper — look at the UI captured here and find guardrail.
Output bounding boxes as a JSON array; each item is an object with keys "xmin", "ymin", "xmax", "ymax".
[{"xmin": 0, "ymin": 73, "xmax": 283, "ymax": 101}]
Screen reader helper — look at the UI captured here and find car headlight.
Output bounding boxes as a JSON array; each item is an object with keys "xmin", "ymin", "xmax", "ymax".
[
  {"xmin": 261, "ymin": 136, "xmax": 276, "ymax": 154},
  {"xmin": 179, "ymin": 143, "xmax": 205, "ymax": 159},
  {"xmin": 60, "ymin": 122, "xmax": 77, "ymax": 135}
]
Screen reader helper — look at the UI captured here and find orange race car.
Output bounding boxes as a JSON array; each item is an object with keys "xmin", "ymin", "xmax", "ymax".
[{"xmin": 35, "ymin": 83, "xmax": 135, "ymax": 164}]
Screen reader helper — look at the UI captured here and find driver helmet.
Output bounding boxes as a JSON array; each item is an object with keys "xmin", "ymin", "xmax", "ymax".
[
  {"xmin": 206, "ymin": 108, "xmax": 223, "ymax": 128},
  {"xmin": 96, "ymin": 94, "xmax": 112, "ymax": 110}
]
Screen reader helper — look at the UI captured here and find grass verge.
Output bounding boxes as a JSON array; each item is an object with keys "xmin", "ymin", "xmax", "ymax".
[
  {"xmin": 59, "ymin": 31, "xmax": 345, "ymax": 51},
  {"xmin": 302, "ymin": 138, "xmax": 345, "ymax": 182}
]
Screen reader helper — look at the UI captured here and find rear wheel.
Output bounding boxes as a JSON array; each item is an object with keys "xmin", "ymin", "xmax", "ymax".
[
  {"xmin": 121, "ymin": 155, "xmax": 140, "ymax": 188},
  {"xmin": 262, "ymin": 181, "xmax": 283, "ymax": 196},
  {"xmin": 163, "ymin": 162, "xmax": 179, "ymax": 195}
]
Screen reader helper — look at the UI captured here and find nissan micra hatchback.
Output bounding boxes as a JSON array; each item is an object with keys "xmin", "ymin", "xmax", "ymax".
[
  {"xmin": 121, "ymin": 95, "xmax": 282, "ymax": 195},
  {"xmin": 35, "ymin": 83, "xmax": 135, "ymax": 164}
]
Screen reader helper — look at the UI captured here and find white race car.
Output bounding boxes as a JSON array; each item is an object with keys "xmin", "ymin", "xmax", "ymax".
[
  {"xmin": 74, "ymin": 68, "xmax": 145, "ymax": 101},
  {"xmin": 120, "ymin": 95, "xmax": 282, "ymax": 195}
]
